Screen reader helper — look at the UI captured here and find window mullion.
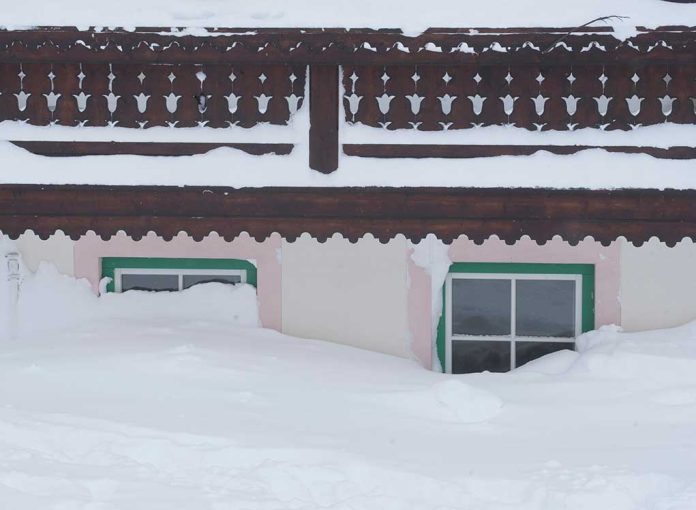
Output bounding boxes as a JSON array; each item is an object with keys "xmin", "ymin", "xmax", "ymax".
[
  {"xmin": 510, "ymin": 278, "xmax": 516, "ymax": 370},
  {"xmin": 445, "ymin": 276, "xmax": 453, "ymax": 374},
  {"xmin": 575, "ymin": 276, "xmax": 583, "ymax": 337}
]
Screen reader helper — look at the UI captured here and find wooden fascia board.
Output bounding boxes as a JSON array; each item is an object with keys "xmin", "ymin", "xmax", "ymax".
[
  {"xmin": 0, "ymin": 184, "xmax": 694, "ymax": 245},
  {"xmin": 0, "ymin": 27, "xmax": 694, "ymax": 65}
]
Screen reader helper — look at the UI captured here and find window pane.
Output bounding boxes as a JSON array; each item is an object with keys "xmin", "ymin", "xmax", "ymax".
[
  {"xmin": 515, "ymin": 341, "xmax": 575, "ymax": 368},
  {"xmin": 182, "ymin": 274, "xmax": 243, "ymax": 289},
  {"xmin": 452, "ymin": 340, "xmax": 511, "ymax": 374},
  {"xmin": 516, "ymin": 280, "xmax": 576, "ymax": 338},
  {"xmin": 121, "ymin": 274, "xmax": 178, "ymax": 292},
  {"xmin": 451, "ymin": 278, "xmax": 511, "ymax": 336}
]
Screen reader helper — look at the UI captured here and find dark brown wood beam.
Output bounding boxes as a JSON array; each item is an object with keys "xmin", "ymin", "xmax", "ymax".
[
  {"xmin": 0, "ymin": 28, "xmax": 694, "ymax": 65},
  {"xmin": 0, "ymin": 185, "xmax": 694, "ymax": 246},
  {"xmin": 309, "ymin": 65, "xmax": 339, "ymax": 173},
  {"xmin": 10, "ymin": 141, "xmax": 293, "ymax": 157},
  {"xmin": 343, "ymin": 144, "xmax": 696, "ymax": 160}
]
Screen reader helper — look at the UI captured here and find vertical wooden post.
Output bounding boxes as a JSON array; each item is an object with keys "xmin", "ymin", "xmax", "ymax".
[{"xmin": 309, "ymin": 65, "xmax": 339, "ymax": 173}]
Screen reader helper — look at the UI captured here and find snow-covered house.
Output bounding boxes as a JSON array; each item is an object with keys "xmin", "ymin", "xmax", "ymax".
[{"xmin": 1, "ymin": 1, "xmax": 696, "ymax": 373}]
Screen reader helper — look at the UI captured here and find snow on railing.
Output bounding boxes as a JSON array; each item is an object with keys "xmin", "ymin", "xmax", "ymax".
[{"xmin": 0, "ymin": 27, "xmax": 695, "ymax": 171}]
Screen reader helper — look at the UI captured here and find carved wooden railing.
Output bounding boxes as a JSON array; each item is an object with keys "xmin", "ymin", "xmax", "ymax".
[
  {"xmin": 0, "ymin": 61, "xmax": 305, "ymax": 129},
  {"xmin": 0, "ymin": 26, "xmax": 695, "ymax": 172},
  {"xmin": 343, "ymin": 63, "xmax": 695, "ymax": 131}
]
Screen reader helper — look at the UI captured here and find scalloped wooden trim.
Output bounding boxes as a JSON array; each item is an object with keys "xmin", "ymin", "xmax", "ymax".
[{"xmin": 1, "ymin": 185, "xmax": 695, "ymax": 246}]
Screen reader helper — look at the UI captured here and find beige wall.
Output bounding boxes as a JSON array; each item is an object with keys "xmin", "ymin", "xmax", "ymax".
[
  {"xmin": 11, "ymin": 230, "xmax": 696, "ymax": 356},
  {"xmin": 15, "ymin": 231, "xmax": 75, "ymax": 276},
  {"xmin": 73, "ymin": 232, "xmax": 283, "ymax": 331},
  {"xmin": 620, "ymin": 238, "xmax": 696, "ymax": 331},
  {"xmin": 281, "ymin": 234, "xmax": 411, "ymax": 358}
]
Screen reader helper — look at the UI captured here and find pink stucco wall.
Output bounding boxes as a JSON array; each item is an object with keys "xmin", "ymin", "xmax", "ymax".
[
  {"xmin": 407, "ymin": 248, "xmax": 434, "ymax": 368},
  {"xmin": 72, "ymin": 231, "xmax": 621, "ymax": 370},
  {"xmin": 407, "ymin": 236, "xmax": 622, "ymax": 369},
  {"xmin": 73, "ymin": 232, "xmax": 282, "ymax": 331}
]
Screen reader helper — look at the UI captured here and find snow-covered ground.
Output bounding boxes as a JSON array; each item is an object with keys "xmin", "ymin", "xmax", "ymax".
[{"xmin": 1, "ymin": 262, "xmax": 696, "ymax": 508}]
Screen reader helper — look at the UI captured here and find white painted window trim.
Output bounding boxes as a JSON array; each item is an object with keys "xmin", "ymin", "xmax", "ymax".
[
  {"xmin": 445, "ymin": 272, "xmax": 583, "ymax": 374},
  {"xmin": 114, "ymin": 268, "xmax": 246, "ymax": 292}
]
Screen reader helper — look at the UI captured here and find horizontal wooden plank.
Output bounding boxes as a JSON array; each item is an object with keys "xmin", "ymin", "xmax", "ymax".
[
  {"xmin": 11, "ymin": 141, "xmax": 293, "ymax": 157},
  {"xmin": 2, "ymin": 214, "xmax": 694, "ymax": 246},
  {"xmin": 343, "ymin": 144, "xmax": 696, "ymax": 160},
  {"xmin": 0, "ymin": 185, "xmax": 694, "ymax": 245},
  {"xmin": 2, "ymin": 186, "xmax": 695, "ymax": 221},
  {"xmin": 0, "ymin": 28, "xmax": 694, "ymax": 65},
  {"xmin": 1, "ymin": 26, "xmax": 621, "ymax": 35}
]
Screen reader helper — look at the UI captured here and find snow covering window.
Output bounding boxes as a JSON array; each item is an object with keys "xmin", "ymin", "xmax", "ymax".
[
  {"xmin": 101, "ymin": 257, "xmax": 257, "ymax": 293},
  {"xmin": 439, "ymin": 263, "xmax": 594, "ymax": 374},
  {"xmin": 122, "ymin": 273, "xmax": 180, "ymax": 292}
]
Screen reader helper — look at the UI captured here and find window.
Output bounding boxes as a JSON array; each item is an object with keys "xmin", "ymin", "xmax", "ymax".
[
  {"xmin": 101, "ymin": 257, "xmax": 257, "ymax": 293},
  {"xmin": 438, "ymin": 263, "xmax": 594, "ymax": 374}
]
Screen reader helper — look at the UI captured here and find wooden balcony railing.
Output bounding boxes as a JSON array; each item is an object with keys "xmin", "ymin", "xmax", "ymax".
[{"xmin": 0, "ymin": 26, "xmax": 694, "ymax": 172}]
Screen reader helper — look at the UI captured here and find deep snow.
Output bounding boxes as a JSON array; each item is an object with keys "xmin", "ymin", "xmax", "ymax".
[{"xmin": 1, "ymin": 262, "xmax": 696, "ymax": 508}]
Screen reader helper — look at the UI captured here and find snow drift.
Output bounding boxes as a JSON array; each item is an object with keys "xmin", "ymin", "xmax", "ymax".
[
  {"xmin": 1, "ymin": 258, "xmax": 696, "ymax": 508},
  {"xmin": 13, "ymin": 262, "xmax": 260, "ymax": 337},
  {"xmin": 0, "ymin": 237, "xmax": 14, "ymax": 340}
]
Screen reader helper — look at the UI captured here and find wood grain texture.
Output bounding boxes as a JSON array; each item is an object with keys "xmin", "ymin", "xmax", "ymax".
[
  {"xmin": 0, "ymin": 61, "xmax": 306, "ymax": 129},
  {"xmin": 0, "ymin": 185, "xmax": 694, "ymax": 246},
  {"xmin": 309, "ymin": 65, "xmax": 339, "ymax": 172},
  {"xmin": 342, "ymin": 144, "xmax": 696, "ymax": 159},
  {"xmin": 1, "ymin": 27, "xmax": 695, "ymax": 65},
  {"xmin": 1, "ymin": 27, "xmax": 694, "ymax": 174},
  {"xmin": 10, "ymin": 141, "xmax": 293, "ymax": 156}
]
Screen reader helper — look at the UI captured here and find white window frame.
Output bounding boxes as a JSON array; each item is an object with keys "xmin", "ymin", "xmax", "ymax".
[
  {"xmin": 445, "ymin": 272, "xmax": 582, "ymax": 374},
  {"xmin": 114, "ymin": 267, "xmax": 246, "ymax": 292}
]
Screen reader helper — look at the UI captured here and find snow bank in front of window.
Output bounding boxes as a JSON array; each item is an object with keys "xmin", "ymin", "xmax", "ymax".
[
  {"xmin": 14, "ymin": 262, "xmax": 259, "ymax": 337},
  {"xmin": 0, "ymin": 237, "xmax": 18, "ymax": 341},
  {"xmin": 3, "ymin": 292, "xmax": 696, "ymax": 506},
  {"xmin": 572, "ymin": 322, "xmax": 696, "ymax": 385},
  {"xmin": 517, "ymin": 321, "xmax": 696, "ymax": 385},
  {"xmin": 369, "ymin": 378, "xmax": 503, "ymax": 423}
]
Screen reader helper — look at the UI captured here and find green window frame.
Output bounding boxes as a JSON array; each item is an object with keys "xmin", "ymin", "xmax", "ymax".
[
  {"xmin": 101, "ymin": 257, "xmax": 257, "ymax": 293},
  {"xmin": 436, "ymin": 262, "xmax": 595, "ymax": 373}
]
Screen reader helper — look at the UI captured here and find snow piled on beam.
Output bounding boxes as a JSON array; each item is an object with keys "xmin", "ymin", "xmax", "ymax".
[{"xmin": 2, "ymin": 140, "xmax": 696, "ymax": 190}]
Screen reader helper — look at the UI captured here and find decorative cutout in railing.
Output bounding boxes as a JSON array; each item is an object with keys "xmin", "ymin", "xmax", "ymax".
[
  {"xmin": 343, "ymin": 64, "xmax": 696, "ymax": 131},
  {"xmin": 1, "ymin": 27, "xmax": 696, "ymax": 170},
  {"xmin": 0, "ymin": 62, "xmax": 306, "ymax": 127},
  {"xmin": 2, "ymin": 27, "xmax": 696, "ymax": 66}
]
